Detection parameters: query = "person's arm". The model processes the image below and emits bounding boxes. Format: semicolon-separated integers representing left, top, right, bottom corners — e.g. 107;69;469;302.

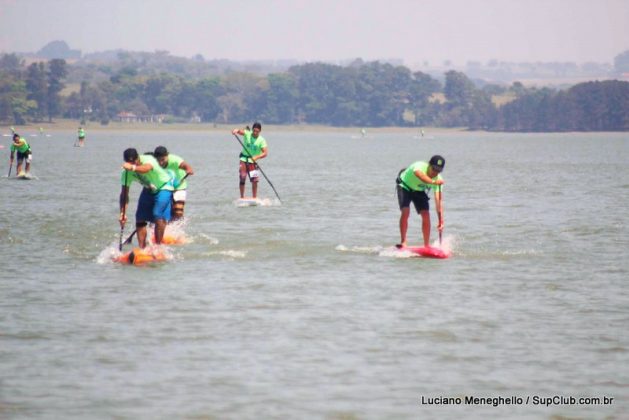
252;147;267;162
178;160;194;176
122;161;153;174
434;189;444;231
119;185;130;227
413;169;444;186
232;128;245;136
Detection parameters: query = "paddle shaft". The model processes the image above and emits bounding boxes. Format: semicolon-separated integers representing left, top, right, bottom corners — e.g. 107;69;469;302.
122;229;137;247
174;172;190;189
8;160;12;177
232;133;282;203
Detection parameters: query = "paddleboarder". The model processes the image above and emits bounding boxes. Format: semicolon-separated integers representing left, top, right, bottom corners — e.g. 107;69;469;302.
9;133;32;176
77;127;86;147
119;148;174;248
231;122;267;199
153;146;194;221
396;155;445;248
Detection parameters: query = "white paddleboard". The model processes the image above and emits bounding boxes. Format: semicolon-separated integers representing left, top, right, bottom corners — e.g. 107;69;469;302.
235;197;260;207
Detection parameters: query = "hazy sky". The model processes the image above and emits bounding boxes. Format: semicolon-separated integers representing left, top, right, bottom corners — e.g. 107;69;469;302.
1;0;627;65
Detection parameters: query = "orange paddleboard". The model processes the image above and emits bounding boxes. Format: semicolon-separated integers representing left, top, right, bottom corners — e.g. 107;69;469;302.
151;233;186;245
114;247;169;265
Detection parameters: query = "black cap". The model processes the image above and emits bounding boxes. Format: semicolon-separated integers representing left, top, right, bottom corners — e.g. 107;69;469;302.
429;155;445;171
154;146;168;158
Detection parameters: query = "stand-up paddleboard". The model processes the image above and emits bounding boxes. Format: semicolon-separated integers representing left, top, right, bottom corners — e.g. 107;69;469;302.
151;233;186;245
16;172;34;180
236;197;261;207
396;245;451;259
114;247;169;265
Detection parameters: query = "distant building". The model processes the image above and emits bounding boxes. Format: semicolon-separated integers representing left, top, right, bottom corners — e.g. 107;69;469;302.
116;112;167;123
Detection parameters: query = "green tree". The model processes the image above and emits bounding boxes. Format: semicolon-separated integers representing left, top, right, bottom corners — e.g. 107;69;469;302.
47;58;67;121
26;62;48;120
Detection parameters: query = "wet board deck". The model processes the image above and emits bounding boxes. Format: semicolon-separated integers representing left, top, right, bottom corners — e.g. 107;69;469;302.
396;246;451;259
16;173;34;180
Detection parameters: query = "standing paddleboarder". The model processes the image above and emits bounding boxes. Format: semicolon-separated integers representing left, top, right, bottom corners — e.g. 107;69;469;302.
119;148;174;248
9;133;32;176
396;155;445;248
231;122;267;199
77;127;86;147
154;146;194;221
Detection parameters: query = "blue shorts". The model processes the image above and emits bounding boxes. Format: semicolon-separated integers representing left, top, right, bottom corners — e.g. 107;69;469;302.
136;188;173;223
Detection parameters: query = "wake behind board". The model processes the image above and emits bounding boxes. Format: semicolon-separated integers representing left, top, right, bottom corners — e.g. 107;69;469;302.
396;245;451;259
114;247;169;265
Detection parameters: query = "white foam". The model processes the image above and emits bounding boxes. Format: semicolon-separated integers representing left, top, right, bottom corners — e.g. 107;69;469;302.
204;250;247;259
335;244;384;254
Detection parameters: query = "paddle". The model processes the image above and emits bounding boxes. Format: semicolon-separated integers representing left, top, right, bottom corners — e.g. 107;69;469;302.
8;160;12;177
232;133;282;203
121;229;137;247
174;172;191;189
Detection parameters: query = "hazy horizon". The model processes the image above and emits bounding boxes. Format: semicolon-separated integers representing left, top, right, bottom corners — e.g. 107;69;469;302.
1;0;628;66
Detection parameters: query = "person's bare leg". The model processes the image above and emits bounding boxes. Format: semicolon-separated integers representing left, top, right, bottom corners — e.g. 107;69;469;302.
399;207;410;247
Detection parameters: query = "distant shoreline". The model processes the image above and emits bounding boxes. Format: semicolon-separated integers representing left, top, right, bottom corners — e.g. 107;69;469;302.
4;119;627;134
5;119;469;134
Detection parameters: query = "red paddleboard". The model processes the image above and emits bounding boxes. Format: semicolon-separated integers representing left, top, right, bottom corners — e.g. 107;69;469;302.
397;246;451;259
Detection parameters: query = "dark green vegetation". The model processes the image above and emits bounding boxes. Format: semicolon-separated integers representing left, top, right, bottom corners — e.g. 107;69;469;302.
1;50;628;131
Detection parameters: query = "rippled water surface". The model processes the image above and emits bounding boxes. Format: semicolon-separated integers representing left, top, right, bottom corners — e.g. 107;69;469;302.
1;129;628;419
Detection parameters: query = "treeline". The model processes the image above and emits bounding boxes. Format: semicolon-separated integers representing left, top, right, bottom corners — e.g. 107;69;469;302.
1;53;627;131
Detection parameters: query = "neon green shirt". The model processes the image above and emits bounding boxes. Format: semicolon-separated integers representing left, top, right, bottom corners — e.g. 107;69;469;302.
239;130;267;163
10;138;30;153
399;161;443;193
78;128;85;138
163;154;188;190
120;154;174;192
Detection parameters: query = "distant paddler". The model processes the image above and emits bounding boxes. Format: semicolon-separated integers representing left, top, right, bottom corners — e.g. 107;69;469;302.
396;155;445;248
9;133;32;176
77;126;86;147
153;145;194;221
39;127;44;136
119;148;175;248
231;122;268;199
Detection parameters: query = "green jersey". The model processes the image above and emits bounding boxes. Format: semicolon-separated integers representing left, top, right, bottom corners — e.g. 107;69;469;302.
120;154;174;192
163;154;188;190
239;130;267;163
78;128;85;138
399;161;443;193
10;138;30;153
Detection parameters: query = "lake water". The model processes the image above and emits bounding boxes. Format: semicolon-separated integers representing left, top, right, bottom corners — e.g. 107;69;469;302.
1;129;628;419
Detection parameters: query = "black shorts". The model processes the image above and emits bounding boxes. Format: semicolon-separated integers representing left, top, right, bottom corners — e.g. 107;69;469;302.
17;150;31;161
397;185;429;213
